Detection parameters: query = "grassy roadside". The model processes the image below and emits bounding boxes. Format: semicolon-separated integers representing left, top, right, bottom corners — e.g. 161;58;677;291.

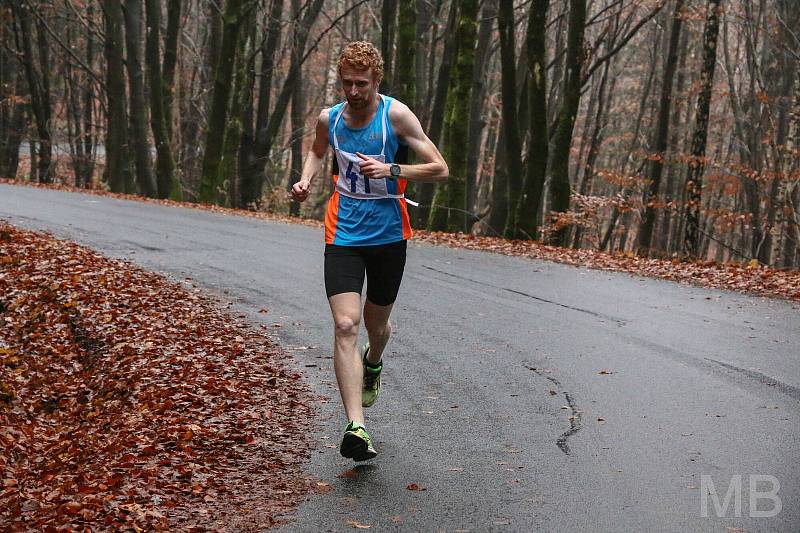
0;222;315;531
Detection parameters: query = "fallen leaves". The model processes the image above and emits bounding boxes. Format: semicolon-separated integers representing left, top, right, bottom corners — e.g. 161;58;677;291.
0;223;314;531
346;519;371;529
336;469;359;479
413;230;800;301
406;483;426;491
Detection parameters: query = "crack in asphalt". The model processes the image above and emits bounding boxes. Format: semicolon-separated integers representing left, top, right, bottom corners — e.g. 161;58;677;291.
525;365;582;455
421;265;626;326
705;358;800;402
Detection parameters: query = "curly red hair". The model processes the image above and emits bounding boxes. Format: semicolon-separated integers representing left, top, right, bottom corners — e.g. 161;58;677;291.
337;41;384;84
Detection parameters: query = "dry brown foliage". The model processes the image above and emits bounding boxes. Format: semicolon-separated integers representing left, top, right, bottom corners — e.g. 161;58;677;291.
0;222;315;531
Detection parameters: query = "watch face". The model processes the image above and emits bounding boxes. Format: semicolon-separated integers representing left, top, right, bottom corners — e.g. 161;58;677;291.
390;164;401;176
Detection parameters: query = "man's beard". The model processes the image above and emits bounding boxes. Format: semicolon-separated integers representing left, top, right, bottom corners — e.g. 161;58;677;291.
347;97;368;108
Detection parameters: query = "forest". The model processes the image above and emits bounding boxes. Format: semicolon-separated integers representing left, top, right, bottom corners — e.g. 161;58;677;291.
1;0;799;267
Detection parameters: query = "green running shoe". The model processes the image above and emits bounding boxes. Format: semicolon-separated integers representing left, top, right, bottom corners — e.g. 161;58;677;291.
361;343;382;408
340;421;377;461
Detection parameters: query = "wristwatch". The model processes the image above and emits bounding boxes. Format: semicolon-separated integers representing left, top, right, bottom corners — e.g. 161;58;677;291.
389;163;401;178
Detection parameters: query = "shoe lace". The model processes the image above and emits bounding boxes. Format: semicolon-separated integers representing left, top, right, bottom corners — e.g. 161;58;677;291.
364;369;380;389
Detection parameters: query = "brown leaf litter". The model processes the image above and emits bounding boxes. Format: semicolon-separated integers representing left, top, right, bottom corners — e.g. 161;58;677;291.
0;222;314;531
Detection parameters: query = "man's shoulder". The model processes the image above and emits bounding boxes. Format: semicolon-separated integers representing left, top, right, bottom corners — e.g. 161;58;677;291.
318;105;338;126
386;98;419;133
386;97;412;117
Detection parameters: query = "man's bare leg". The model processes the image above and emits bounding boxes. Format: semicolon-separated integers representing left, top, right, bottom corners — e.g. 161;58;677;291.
328;292;365;424
363;299;393;365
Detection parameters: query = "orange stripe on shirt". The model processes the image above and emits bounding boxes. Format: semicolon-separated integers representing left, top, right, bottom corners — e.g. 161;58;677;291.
397;178;407;195
325;188;340;244
399;198;413;240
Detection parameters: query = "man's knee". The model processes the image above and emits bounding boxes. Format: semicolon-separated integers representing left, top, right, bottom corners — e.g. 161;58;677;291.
334;315;360;339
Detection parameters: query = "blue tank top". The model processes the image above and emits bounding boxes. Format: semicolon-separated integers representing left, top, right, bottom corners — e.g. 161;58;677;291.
324;95;412;246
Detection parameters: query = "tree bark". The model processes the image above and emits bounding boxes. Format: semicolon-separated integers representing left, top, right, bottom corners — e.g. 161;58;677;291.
659;24;690;255
465;0;493;224
380;0;397;94
288;0;304;216
0;30;26;179
102;0;133;193
239;0;284;208
395;1;415;105
573;48;612;249
220;8;252;208
12;0;53;183
636;0;685;255
414;0;433;119
516;0;549;241
162;0;181;140
683;0;722;258
548;0;586;247
124;0;158;197
82;1;96;188
496;0;523;237
145;0;179;199
199;0;249;204
417;1;458;227
429;0;479;233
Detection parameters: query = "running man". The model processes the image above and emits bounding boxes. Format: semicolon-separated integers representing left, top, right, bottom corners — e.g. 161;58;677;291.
291;41;448;461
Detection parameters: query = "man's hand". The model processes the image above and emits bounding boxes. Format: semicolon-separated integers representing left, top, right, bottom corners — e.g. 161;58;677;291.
356;152;390;179
291;179;311;202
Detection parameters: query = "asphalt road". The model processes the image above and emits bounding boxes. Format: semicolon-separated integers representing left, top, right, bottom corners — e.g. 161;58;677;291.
2;183;798;533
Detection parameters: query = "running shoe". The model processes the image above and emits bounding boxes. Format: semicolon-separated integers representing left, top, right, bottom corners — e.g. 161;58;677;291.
361;343;382;407
340;421;377;461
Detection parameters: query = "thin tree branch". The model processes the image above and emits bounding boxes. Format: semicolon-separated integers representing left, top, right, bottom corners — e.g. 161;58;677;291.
22;0;106;90
581;1;666;86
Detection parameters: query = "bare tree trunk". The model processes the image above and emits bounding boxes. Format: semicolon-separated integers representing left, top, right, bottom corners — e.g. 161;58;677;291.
380;0;397;94
240;0;284;208
82;1;96;188
417;1;457;227
124;0;158;197
199;0;248;203
496;0;523;237
767;0;799;267
465;0;493;222
548;0;586;247
517;0;549;241
573;49;612;249
0;26;26;179
252;0;324;198
659;24;690;255
429;0;479;233
414;0;432;119
64;22;85;186
636;0;685;255
683;0;722;258
145;0;179;199
288;0;304;216
220;8;252;208
12;0;53;183
102;0;133;193
162;0;181;140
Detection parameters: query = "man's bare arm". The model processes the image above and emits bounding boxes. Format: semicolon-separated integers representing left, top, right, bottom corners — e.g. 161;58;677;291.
356;101;448;182
291;109;330;202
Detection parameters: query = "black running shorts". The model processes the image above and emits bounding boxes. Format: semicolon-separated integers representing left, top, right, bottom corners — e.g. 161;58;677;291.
324;240;407;306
